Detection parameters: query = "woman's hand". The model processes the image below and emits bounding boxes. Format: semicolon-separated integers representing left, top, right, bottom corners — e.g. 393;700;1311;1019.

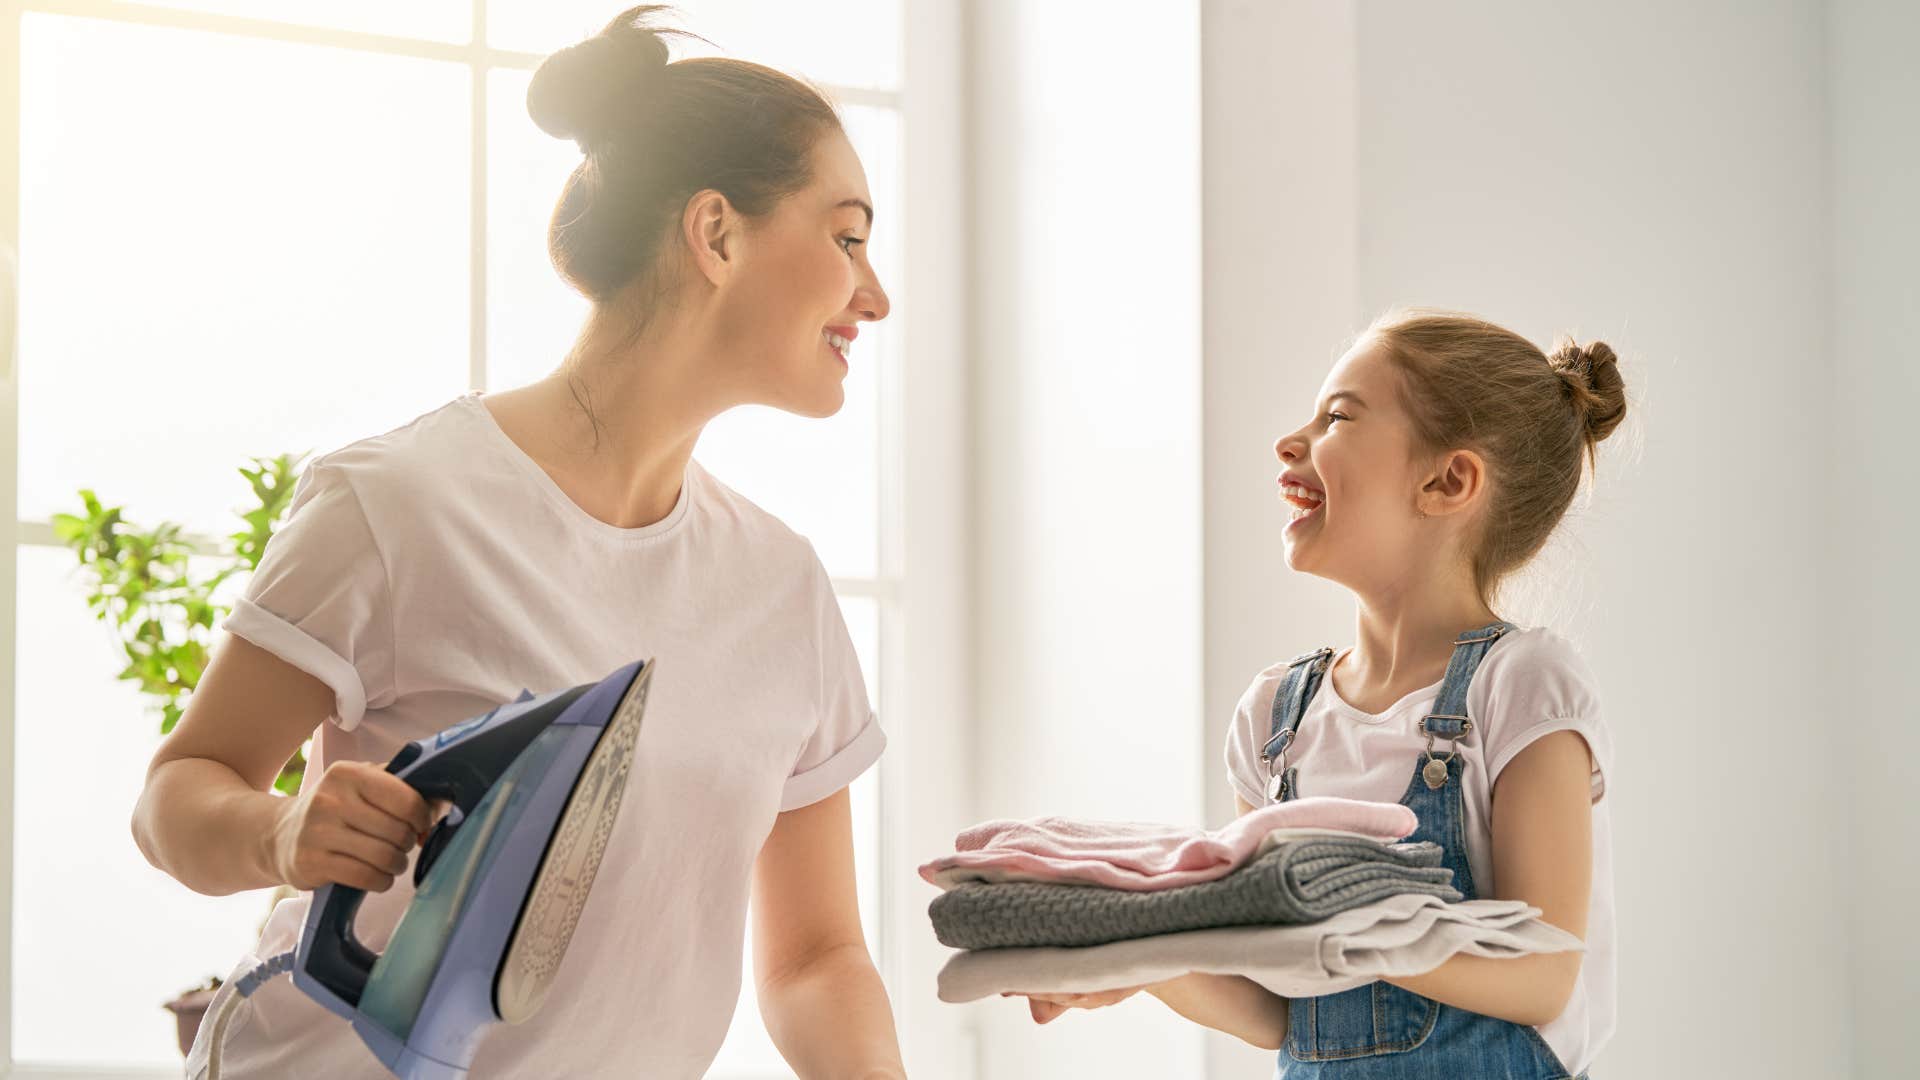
1002;985;1154;1024
265;760;436;892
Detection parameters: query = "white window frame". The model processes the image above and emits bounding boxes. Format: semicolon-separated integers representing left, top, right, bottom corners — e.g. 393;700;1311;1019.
0;1;970;1077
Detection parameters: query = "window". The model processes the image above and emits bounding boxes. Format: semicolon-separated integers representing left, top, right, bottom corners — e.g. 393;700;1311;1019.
0;2;924;1075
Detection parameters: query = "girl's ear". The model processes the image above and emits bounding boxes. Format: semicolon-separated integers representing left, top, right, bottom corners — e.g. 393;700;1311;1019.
681;189;741;288
1416;448;1487;519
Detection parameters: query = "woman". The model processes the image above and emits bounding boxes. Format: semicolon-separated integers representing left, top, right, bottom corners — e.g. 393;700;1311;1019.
133;7;904;1077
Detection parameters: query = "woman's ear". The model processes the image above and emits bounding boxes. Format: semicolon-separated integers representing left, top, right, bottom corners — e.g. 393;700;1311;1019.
1416;448;1487;519
681;189;740;288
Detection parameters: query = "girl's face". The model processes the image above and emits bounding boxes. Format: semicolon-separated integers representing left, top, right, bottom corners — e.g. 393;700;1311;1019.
1272;338;1433;590
718;128;891;418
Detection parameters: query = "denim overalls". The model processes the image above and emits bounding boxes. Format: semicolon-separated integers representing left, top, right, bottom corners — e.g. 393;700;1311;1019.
1258;621;1587;1080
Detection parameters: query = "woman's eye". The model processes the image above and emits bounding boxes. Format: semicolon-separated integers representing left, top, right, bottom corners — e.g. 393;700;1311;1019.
838;235;866;255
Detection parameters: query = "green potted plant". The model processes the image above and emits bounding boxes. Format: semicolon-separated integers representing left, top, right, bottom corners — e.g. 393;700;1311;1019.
53;451;308;1056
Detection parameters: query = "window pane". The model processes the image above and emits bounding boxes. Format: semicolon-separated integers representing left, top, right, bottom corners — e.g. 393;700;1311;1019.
17;15;471;536
12;546;266;1066
486;67;592;391
715;595;880;1077
120;1;470;43
488;0;901;92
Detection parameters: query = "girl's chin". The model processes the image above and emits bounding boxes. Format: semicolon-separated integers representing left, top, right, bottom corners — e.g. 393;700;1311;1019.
1280;533;1326;574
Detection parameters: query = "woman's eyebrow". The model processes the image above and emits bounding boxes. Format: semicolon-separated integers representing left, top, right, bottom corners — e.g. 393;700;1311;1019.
836;198;874;226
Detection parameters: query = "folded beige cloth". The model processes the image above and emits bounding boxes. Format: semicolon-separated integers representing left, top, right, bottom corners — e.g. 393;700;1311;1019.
936;892;1584;1003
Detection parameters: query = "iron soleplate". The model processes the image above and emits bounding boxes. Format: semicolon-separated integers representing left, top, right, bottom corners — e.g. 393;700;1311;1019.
492;660;653;1024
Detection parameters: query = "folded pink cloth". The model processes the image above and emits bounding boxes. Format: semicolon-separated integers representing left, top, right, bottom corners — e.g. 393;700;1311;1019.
917;796;1419;893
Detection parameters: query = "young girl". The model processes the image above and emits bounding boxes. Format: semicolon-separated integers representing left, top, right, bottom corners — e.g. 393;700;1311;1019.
137;8;904;1078
1018;310;1623;1078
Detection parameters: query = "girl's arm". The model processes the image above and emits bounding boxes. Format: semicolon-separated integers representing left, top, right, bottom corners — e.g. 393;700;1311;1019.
751;786;906;1080
1380;729;1594;1026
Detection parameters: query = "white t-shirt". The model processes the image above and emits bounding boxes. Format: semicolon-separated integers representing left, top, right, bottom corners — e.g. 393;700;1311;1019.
1223;627;1615;1077
186;392;884;1079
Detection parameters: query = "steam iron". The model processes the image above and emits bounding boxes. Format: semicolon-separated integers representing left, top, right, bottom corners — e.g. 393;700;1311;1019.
291;658;655;1080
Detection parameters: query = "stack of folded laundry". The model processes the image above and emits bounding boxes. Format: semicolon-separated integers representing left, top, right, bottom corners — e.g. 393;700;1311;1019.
920;797;1584;1003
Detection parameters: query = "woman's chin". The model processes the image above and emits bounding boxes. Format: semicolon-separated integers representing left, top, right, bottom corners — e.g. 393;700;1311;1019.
791;384;845;419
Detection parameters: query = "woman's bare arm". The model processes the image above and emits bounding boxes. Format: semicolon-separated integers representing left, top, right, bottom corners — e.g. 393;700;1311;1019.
751;786;905;1079
131;633;431;896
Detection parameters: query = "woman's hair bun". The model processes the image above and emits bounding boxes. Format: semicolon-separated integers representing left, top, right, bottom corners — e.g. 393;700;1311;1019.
527;5;676;150
1547;339;1628;445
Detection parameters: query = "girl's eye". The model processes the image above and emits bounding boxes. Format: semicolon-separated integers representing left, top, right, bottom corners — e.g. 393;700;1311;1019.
1325;411;1350;426
838;235;866;255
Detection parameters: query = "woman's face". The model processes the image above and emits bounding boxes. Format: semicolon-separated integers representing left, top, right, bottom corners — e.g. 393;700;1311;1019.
1271;338;1431;590
721;128;891;418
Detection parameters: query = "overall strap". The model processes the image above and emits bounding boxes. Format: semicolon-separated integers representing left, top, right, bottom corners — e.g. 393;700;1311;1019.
1260;646;1334;803
1415;620;1516;788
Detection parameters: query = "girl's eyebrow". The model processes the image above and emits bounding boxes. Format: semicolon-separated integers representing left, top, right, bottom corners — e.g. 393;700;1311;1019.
1326;391;1368;410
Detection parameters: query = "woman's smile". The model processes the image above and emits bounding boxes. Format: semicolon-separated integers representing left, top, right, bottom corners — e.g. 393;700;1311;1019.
823;324;857;365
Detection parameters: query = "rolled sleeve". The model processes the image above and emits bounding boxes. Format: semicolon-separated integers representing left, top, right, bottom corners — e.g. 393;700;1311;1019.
780;547;885;811
218;462;394;732
779;713;886;812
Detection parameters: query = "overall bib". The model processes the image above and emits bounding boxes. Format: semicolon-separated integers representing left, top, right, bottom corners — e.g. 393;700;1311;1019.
1258;622;1586;1079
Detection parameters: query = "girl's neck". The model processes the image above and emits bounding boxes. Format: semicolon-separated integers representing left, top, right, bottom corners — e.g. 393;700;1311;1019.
1338;571;1499;712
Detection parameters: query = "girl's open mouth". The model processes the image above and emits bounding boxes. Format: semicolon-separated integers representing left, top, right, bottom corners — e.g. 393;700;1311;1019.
1280;482;1324;529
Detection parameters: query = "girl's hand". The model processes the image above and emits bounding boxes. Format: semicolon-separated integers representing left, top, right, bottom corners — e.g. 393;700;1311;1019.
1001;985;1153;1024
266;760;437;892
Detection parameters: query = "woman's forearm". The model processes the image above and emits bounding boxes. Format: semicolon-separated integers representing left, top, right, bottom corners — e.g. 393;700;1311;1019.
757;943;905;1079
1147;973;1289;1050
132;756;287;896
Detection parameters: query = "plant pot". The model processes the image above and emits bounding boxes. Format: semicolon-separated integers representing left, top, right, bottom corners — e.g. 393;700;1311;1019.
163;984;220;1058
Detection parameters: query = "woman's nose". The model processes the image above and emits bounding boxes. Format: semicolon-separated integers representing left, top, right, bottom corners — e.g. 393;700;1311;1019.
855;274;891;323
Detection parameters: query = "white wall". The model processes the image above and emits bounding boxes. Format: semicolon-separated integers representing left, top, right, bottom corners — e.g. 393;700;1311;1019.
1200;1;1861;1077
1831;2;1920;1077
966;1;1207;1076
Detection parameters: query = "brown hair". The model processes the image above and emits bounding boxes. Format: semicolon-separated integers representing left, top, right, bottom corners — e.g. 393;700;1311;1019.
527;5;842;307
1365;309;1628;606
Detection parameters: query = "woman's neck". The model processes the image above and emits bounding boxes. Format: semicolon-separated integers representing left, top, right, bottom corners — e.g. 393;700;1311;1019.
487;316;728;530
1337;568;1499;714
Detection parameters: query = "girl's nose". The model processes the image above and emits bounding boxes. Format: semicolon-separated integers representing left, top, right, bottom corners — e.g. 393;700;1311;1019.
1274;432;1303;463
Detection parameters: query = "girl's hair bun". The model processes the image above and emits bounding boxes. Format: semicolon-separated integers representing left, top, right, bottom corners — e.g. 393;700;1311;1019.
527;5;676;150
1548;339;1628;445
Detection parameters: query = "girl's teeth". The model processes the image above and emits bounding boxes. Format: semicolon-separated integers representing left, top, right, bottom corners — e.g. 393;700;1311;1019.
1281;483;1324;509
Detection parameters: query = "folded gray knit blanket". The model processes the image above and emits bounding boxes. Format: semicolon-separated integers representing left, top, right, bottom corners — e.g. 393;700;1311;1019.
928;836;1462;951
